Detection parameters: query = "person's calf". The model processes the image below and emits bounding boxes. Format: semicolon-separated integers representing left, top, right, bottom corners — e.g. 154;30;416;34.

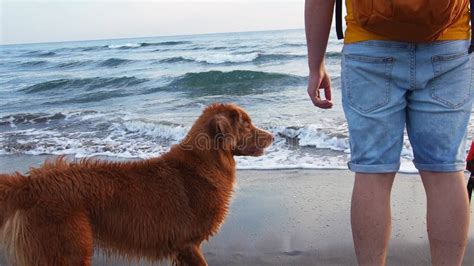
351;172;396;266
420;171;470;266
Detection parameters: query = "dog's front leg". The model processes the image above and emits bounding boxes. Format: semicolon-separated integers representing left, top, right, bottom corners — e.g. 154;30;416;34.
173;244;208;266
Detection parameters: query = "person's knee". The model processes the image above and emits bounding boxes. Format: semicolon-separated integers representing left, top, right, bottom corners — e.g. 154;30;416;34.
420;171;468;200
420;171;465;187
355;172;396;190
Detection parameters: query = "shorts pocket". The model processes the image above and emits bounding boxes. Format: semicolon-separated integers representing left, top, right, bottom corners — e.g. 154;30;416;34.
431;52;472;109
343;54;394;113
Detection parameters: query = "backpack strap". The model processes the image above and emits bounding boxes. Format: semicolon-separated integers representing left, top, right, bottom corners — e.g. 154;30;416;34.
335;0;344;40
470;0;474;53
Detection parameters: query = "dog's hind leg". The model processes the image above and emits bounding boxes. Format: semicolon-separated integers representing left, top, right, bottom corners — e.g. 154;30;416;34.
174;244;208;266
5;211;94;266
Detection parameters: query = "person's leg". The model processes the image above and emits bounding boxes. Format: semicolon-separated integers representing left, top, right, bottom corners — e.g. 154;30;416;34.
351;172;396;266
342;41;409;265
420;171;470;266
407;40;473;265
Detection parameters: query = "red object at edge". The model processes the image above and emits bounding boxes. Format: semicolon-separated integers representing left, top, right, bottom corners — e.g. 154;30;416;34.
467;141;474;172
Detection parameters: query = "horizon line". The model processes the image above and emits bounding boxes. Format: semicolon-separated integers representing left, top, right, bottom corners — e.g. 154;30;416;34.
0;28;304;47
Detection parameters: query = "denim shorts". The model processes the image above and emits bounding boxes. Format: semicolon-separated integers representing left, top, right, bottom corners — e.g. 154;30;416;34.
341;40;473;173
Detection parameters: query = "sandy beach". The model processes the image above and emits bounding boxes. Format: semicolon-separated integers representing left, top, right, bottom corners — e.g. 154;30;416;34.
0;155;473;265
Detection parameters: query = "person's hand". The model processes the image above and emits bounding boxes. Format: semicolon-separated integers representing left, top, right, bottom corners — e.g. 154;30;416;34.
307;66;333;109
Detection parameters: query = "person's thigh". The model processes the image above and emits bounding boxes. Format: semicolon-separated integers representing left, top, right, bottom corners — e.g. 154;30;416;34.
407;40;473;172
341;41;409;173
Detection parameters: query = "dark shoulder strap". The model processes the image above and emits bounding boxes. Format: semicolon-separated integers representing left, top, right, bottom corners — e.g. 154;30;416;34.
336;0;344;40
468;0;474;53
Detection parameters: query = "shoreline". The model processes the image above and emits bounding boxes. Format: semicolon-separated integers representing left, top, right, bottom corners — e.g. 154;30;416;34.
0;154;423;175
0;155;472;265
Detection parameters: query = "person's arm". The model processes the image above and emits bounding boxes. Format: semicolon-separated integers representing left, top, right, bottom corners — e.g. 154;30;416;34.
305;0;335;109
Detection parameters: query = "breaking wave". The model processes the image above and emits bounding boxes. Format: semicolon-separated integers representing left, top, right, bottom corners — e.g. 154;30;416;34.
159;70;307;95
98;58;135;67
21;77;149;94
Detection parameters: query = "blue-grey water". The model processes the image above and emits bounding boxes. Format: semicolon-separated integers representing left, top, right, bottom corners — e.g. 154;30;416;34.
1;29;472;172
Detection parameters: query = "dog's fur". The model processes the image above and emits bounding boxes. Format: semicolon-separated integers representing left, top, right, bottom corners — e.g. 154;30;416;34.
0;103;273;266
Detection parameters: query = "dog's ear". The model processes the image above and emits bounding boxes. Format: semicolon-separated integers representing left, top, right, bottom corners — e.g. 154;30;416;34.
228;108;242;126
209;114;237;151
210;114;232;136
215;108;242;134
209;114;232;136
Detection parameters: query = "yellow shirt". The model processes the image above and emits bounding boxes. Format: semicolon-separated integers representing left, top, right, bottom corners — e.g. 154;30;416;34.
344;0;470;43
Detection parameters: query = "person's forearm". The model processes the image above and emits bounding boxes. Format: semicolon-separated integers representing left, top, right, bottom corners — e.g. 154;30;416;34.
305;0;335;73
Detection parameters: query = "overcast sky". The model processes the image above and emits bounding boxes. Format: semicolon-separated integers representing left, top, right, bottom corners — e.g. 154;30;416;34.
1;0;305;45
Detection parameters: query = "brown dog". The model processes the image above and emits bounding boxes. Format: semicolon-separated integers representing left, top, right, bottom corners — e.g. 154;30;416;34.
0;103;273;266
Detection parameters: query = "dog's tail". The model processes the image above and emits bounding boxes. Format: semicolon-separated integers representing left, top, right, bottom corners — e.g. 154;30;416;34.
0;173;32;266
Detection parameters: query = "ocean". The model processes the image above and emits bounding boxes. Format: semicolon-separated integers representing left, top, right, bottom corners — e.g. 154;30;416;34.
1;29;472;173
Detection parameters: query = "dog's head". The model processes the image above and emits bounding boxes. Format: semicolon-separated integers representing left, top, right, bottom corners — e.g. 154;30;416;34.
184;103;273;156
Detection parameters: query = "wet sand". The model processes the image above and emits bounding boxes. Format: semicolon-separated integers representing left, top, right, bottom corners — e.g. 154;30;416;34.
0;155;473;265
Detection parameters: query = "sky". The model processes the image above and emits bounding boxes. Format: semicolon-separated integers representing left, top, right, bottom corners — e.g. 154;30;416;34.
1;0;305;45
